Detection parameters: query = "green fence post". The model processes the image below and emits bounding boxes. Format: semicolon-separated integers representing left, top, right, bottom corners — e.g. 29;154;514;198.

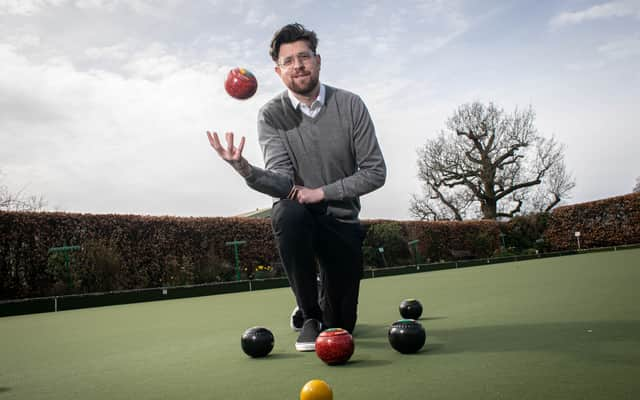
225;240;246;281
408;239;421;267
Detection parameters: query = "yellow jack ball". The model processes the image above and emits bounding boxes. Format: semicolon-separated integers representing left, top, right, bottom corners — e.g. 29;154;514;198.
300;379;333;400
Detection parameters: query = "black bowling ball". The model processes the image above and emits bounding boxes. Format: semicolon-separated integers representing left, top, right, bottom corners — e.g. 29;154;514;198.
241;326;274;358
388;319;426;354
399;298;423;320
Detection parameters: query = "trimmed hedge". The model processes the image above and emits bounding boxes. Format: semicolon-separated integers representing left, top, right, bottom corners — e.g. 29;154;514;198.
401;219;500;262
0;212;278;300
544;192;640;250
1;192;638;301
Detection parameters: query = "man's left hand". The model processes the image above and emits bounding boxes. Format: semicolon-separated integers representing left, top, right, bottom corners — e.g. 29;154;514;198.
293;186;325;204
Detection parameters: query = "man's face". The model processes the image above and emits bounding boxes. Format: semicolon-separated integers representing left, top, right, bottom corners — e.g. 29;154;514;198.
275;40;321;96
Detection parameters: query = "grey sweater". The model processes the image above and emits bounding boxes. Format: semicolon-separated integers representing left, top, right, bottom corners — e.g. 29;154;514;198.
244;85;386;221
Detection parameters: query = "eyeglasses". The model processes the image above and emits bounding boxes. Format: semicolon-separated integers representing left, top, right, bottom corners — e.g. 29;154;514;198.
277;51;316;69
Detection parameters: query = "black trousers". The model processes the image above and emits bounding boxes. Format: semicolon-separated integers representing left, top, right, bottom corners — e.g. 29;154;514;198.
271;200;365;333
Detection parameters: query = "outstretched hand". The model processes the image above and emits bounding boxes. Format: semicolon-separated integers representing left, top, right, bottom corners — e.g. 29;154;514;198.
206;131;251;177
207;131;245;162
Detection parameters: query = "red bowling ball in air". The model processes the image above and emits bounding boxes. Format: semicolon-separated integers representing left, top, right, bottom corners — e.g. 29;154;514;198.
315;328;354;365
224;67;258;100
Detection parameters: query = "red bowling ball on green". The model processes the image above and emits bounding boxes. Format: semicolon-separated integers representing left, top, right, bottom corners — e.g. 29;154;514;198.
315;328;354;365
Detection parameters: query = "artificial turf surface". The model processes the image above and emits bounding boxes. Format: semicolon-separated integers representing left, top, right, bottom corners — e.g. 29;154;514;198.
1;248;639;399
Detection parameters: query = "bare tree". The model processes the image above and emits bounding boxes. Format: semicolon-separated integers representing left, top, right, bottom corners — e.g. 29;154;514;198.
634;177;640;193
411;102;575;220
0;170;47;212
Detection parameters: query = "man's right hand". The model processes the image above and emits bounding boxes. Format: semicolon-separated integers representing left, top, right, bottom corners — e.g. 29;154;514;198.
206;131;252;177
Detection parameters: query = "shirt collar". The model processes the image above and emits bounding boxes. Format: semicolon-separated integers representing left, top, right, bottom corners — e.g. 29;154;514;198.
288;83;325;110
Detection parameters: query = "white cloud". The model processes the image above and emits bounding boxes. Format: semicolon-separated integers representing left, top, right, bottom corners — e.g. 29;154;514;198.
5;33;41;48
565;60;606;72
409;28;467;55
563;34;640;71
598;35;640;59
0;0;66;15
85;42;130;60
291;0;312;6
1;1;638;220
123;0;183;18
363;4;376;17
244;8;278;27
0;40;270;216
550;0;640;28
0;0;183;16
74;0;117;10
122;43;184;79
337;1;471;61
0;44;68;125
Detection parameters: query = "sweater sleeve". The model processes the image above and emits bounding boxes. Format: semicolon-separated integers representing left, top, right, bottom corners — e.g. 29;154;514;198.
243;111;295;199
322;96;387;200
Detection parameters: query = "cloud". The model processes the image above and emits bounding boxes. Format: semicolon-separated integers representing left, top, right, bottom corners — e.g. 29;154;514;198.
244;8;278;27
118;0;184;19
0;38;270;216
598;35;640;59
0;84;64;125
4;33;41;48
336;2;471;62
0;0;183;16
362;4;377;17
550;0;640;28
0;0;65;15
0;44;67;126
84;42;130;60
564;60;606;72
408;28;467;55
74;0;117;10
563;34;640;71
1;1;638;220
121;43;185;80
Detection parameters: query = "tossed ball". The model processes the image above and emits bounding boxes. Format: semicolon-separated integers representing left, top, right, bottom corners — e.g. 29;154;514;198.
388;319;426;354
399;298;423;320
315;328;354;365
241;326;274;358
224;67;258;100
300;379;333;400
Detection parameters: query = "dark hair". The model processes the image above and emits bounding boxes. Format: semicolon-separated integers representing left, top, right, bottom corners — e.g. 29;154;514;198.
269;23;318;62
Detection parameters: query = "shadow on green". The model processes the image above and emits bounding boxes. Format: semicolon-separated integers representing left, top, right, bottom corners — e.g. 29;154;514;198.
427;319;640;366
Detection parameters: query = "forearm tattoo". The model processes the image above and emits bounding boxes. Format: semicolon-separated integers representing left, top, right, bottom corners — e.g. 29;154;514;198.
228;158;251;178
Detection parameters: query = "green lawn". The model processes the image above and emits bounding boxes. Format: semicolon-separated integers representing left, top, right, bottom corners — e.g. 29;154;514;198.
1;249;639;399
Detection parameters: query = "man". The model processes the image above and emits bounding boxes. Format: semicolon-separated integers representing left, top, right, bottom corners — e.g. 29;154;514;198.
207;23;386;351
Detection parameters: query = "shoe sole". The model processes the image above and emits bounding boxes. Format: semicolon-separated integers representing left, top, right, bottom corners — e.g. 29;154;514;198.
290;306;303;332
295;342;316;352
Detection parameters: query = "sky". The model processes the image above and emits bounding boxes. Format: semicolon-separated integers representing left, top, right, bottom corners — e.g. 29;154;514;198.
0;0;638;220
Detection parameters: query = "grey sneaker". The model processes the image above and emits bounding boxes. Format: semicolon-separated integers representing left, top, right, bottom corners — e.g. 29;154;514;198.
290;306;304;332
295;318;322;352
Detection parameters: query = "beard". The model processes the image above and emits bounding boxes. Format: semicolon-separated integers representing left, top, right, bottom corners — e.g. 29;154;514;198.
288;72;320;96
